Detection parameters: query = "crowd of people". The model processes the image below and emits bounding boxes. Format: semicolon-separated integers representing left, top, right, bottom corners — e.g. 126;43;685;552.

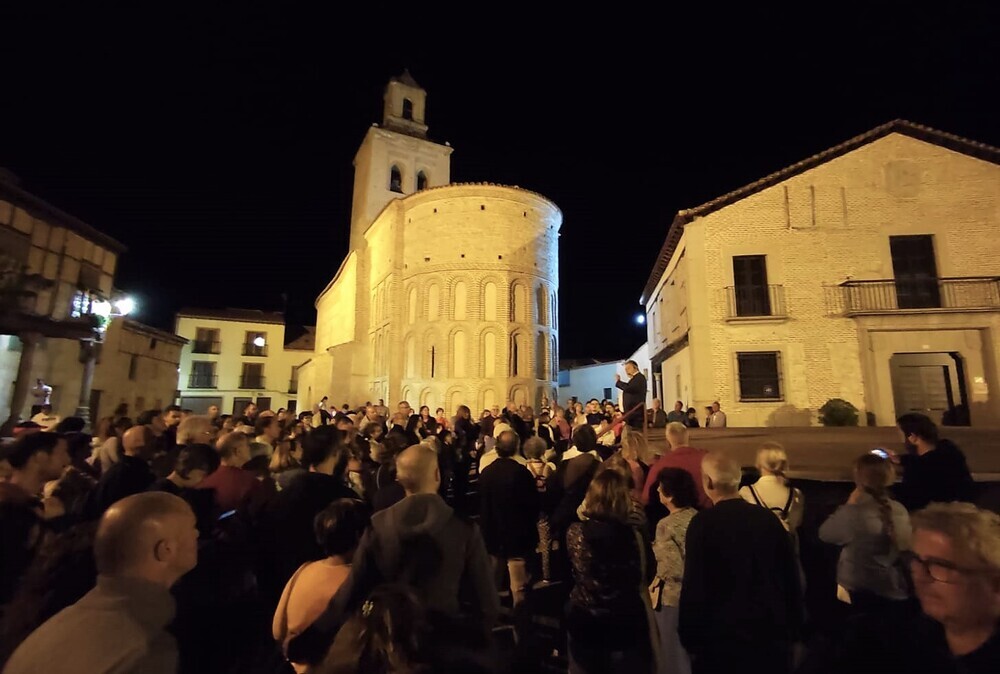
0;391;997;673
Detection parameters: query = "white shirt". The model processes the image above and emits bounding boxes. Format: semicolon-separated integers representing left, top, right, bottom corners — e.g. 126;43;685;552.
478;448;527;474
709;410;728;428
561;447;600;461
32;384;52;405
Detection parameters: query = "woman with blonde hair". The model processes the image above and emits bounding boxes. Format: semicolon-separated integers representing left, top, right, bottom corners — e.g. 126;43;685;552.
566;470;654;673
619;427;650;502
819;452;911;611
739;442;805;534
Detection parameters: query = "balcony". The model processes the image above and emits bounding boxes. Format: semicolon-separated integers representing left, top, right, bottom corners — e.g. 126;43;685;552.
192;340;221;354
288;380;298;394
240;375;266;389
724;285;787;320
841;277;1000;315
188;374;218;389
242;343;268;357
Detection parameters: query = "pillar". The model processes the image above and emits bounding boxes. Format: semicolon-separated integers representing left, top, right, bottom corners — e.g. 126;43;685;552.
0;332;40;436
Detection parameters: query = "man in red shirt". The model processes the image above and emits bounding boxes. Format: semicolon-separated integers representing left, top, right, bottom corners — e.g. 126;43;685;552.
198;431;259;513
642;422;713;510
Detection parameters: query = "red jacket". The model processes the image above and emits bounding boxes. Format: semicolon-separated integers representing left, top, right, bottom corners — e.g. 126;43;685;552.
641;446;713;510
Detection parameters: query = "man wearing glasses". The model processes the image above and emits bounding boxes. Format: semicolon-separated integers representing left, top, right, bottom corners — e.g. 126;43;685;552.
802;501;1000;673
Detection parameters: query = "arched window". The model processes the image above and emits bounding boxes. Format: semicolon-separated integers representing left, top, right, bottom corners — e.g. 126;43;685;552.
430;345;437;378
389;165;403;193
417;170;428;191
552;292;558;330
482;388;497;413
511;283;527;322
402;98;413;120
536;285;547;324
449;389;464;416
420;387;432;408
536;332;547;380
483;331;497;378
428;284;440;321
483;282;497;321
407;287;417;324
404;336;416;378
550;335;558;381
510;333;524;376
452;331;467;378
453;281;467;320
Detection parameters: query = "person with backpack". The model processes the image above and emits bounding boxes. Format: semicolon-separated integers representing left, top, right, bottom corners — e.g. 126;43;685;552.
523;436;555;582
739;443;805;535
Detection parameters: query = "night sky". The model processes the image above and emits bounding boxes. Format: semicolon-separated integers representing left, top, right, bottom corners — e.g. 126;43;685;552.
2;7;998;360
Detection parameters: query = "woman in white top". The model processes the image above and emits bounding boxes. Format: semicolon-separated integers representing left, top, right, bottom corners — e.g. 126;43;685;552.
739;442;805;533
90;416;132;475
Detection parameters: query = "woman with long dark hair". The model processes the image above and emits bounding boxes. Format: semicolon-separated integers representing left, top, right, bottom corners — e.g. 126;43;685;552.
819;452;912;613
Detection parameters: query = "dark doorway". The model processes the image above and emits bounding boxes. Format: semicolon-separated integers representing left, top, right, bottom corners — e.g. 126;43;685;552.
733;255;771;316
180;396;223;414
890;235;941;309
256;396;272;412
232;397;252;417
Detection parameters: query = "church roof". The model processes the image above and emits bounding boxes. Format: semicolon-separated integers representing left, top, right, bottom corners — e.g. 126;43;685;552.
639;119;1000;304
176;307;286;325
391;69;422;89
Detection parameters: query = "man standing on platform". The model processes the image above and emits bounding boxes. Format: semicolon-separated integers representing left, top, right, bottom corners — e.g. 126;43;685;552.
615;360;647;430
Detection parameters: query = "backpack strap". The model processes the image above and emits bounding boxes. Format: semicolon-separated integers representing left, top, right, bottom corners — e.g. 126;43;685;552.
748;484;767;508
781;486;795;518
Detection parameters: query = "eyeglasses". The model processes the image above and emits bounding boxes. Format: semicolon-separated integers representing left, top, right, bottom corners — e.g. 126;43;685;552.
899;550;991;584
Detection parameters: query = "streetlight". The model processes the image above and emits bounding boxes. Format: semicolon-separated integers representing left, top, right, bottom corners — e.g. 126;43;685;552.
635;313;646;326
253;335;266;348
72;291;136;431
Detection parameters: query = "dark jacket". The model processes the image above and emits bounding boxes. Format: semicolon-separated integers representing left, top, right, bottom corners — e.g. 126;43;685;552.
270;471;360;581
615;372;647;424
89;454;154;517
898;439;975;511
679;498;802;664
566;517;648;645
287;492;499;665
479;457;539;557
544;454;600;536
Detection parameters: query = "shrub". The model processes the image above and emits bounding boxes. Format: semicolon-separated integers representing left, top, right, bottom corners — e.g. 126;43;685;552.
819;398;860;427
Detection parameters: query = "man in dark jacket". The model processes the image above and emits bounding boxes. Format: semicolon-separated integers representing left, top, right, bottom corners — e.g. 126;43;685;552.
680;453;802;674
89;425;156;516
896;413;975;511
287;443;498;665
615;360;647;429
479;430;539;606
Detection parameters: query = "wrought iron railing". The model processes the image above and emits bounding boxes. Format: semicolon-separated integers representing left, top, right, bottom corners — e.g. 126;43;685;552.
242;343;268;356
724;285;787;318
240;375;265;389
288;380;298;394
188;374;218;389
192;340;221;354
841;277;1000;314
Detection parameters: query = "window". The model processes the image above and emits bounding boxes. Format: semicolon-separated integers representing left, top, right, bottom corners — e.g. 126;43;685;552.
128;355;139;381
78;262;102;291
193;328;220;354
483;332;496;377
402;98;413;120
536;332;547;380
427;284;440;320
890;235;940;309
430;346;436;378
240;362;264;389
732;255;771;316
511;283;527;322
390;165;403;193
243;331;267;356
737;352;782;401
190;361;217;388
603;387;613;401
405;336;416;378
453;281;467;320
536;285;547;324
408;287;418;324
510;333;523;376
452;331;467;377
558;370;570;387
289;366;299;393
483;282;497;321
417;170;428;191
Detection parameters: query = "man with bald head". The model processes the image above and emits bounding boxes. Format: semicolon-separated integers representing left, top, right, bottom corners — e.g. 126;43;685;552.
90;424;157;516
679;453;802;674
5;492;197;673
287;444;498;665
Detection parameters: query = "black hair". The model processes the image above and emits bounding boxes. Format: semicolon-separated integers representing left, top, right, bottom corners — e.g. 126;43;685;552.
896;413;939;443
2;433;61;470
657;468;700;509
181;409;193;415
254;415;277;436
49;468;97;518
175;443;221;479
163;404;182;414
572;424;598;454
54;418;85;434
300;426;347;472
136;409;160;426
314;498;370;558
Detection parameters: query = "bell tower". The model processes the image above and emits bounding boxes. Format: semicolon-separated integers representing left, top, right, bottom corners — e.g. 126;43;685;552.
348;70;452;251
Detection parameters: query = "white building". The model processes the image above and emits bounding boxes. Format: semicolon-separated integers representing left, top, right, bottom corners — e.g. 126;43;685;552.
174;308;314;416
641;120;1000;427
297;72;562;413
557;342;652;410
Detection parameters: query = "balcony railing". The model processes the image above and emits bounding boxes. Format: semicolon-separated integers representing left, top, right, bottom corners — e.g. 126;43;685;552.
725;285;787;319
841;277;1000;315
192;340;221;354
188;374;218;389
288;380;298;394
240;375;265;389
242;343;268;357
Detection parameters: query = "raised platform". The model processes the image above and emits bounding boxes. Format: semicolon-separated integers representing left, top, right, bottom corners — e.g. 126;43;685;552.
643;426;1000;481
